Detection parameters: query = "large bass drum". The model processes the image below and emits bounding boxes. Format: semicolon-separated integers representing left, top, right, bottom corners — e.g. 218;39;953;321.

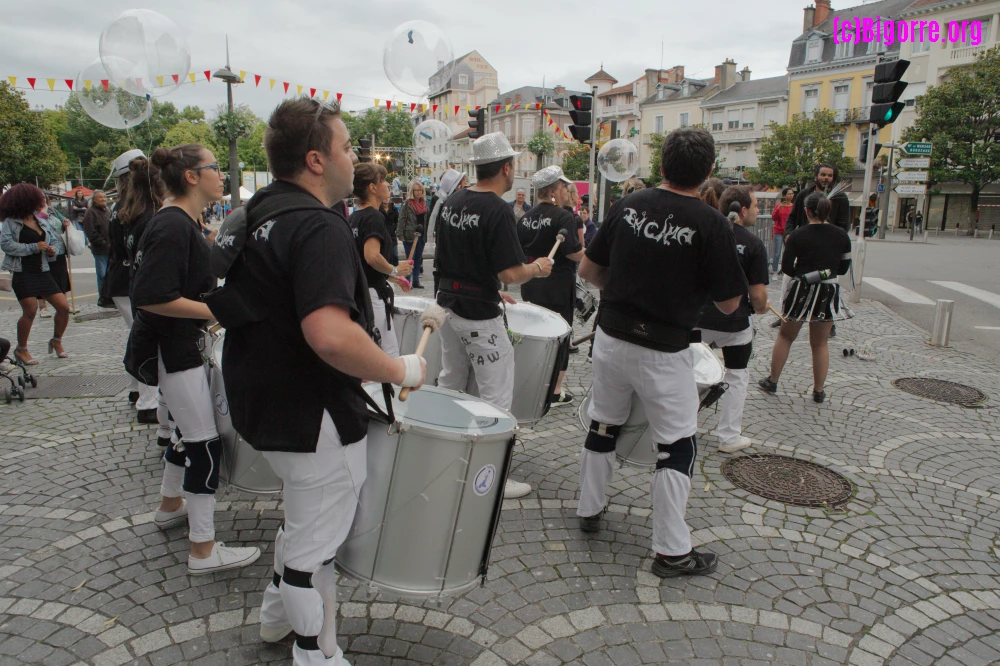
577;342;726;468
392;295;442;381
337;385;517;598
207;332;283;493
465;302;570;427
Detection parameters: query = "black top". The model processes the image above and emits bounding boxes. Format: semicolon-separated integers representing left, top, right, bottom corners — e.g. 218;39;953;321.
104;202;131;298
698;222;770;333
586;188;748;349
70;199;88;222
517;203;582;274
222;180;373;451
435;189;526;320
18;225;44;273
350;206;393;301
786;183;850;233
383;204;400;243
125;206;155;274
782;223;852;278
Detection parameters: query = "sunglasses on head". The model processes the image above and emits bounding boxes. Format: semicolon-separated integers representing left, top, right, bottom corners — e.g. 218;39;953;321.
305;98;341;153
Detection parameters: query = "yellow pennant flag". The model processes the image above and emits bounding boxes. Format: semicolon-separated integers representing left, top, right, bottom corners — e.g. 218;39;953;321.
269;78;276;90
46;78;55;91
188;72;197;84
322;90;329;101
156;75;164;88
420;104;427;112
7;76;15;87
239;70;246;83
83;79;92;90
465;105;471;115
506;104;511;112
296;84;303;96
374;99;380;108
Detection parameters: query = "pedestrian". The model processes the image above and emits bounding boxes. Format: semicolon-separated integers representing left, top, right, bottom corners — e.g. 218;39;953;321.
213;97;426;664
621;177;645;197
785;164;850;233
69;189;88;231
434;132;553;499
0;184;72;364
771;187;794;274
400;181;428;289
576;126;747;578
429;169;467;295
565;186;585;249
380;198;400;265
695;185;770;454
36;195;71;320
581;207;597;246
82;190;111;295
698;177;725;210
127;143;261;575
509;187;532;222
758;191;853;403
517;166;585;405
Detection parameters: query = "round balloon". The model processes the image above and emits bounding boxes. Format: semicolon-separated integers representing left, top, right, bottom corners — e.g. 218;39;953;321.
413;120;452;164
597;139;640;183
383;21;455;98
99;9;190;98
75;58;153;130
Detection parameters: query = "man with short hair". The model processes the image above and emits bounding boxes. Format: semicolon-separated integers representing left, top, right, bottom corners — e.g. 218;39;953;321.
435;132;553;499
577;126;747;578
509;187;532;222
82;190;111;295
220;98;426;666
786;164;850;233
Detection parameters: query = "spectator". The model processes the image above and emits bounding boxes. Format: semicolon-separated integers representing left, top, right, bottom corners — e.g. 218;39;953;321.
69;190;88;231
509;187;532;222
699;178;725;210
36;195;72;319
621;177;645;197
786;164;850;233
400;181;428;289
915;210;923;233
771;187;795;274
581;206;597;246
0;183;72;364
82;190;111;295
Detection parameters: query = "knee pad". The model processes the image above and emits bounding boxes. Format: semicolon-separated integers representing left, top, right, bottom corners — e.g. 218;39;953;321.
722;342;753;370
181;437;222;495
163;440;186;467
655;435;698;478
585;421;622;454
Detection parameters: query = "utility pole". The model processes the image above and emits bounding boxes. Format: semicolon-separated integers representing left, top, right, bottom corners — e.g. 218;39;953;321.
213;36;242;209
588;85;598;222
879;145;895;239
78;158;84;188
851;123;878;304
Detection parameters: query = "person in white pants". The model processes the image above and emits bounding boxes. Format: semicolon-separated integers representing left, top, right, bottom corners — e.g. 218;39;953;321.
433;132;553;500
576;127;748;579
695;185;770;454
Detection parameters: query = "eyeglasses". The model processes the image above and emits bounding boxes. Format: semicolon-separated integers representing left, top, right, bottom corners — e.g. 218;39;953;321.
191;163;221;174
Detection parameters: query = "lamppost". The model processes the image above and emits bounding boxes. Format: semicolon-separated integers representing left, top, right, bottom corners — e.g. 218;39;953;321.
213;43;241;209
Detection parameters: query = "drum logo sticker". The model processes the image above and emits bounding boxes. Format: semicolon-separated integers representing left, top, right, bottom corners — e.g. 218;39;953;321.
215;393;229;416
473;464;497;496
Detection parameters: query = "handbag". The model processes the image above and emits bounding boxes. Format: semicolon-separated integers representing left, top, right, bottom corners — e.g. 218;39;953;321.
65;227;86;256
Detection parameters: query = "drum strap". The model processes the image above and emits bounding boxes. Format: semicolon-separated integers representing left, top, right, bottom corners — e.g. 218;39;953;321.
598;307;701;349
279;566;313;588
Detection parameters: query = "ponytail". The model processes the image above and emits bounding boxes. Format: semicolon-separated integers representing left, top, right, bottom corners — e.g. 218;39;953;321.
804;191;831;222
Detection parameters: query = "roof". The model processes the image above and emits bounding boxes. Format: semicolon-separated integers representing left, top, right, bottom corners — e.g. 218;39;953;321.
702;75;788;106
598;82;635;98
638;78;715;106
430;50;477;80
452;128;473;140
787;0;914;69
585;68;618;83
901;0;949;11
487;85;587;110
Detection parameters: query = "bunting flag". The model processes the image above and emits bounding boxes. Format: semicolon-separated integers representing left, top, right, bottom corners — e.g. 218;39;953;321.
296;84;303;96
203;70;211;82
513;103;521;110
336;93;343;103
254;74;261;87
135;77;143;89
101;79;110;91
239;70;246;83
7;76;15;86
269;78;276;90
410;103;416;113
374;99;380;108
46;78;55;91
64;79;73;91
282;82;289;93
322;90;329;101
432;104;438;114
385;100;392;111
506;104;511;112
83;79;91;91
156;75;164;88
494;105;500;114
309;87;316;98
172;74;180;85
27;77;36;89
453;105;460;116
188;73;196;84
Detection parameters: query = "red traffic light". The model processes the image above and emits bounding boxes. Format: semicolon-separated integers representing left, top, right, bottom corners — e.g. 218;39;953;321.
569;94;593;112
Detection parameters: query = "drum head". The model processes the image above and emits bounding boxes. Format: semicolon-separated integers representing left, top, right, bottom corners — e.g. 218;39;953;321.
691;342;724;386
394;295;435;314
505;303;570;340
212;332;224;367
365;384;517;438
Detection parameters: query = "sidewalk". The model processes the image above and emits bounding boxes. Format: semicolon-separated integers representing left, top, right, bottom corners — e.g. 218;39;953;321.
1;284;999;666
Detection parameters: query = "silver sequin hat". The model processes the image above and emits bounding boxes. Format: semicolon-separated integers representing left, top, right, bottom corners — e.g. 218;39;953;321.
468;132;520;165
531;165;573;189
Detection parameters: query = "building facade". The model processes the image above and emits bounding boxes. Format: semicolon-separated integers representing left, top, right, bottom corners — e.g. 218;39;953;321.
414;51;500;135
486;85;586;177
636;74;715;179
590;67;685;154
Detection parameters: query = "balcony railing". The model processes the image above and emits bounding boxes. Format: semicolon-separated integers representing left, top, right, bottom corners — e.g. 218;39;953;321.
950;44;989;61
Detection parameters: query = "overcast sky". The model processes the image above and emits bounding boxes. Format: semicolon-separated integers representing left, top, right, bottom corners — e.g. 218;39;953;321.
3;0;838;119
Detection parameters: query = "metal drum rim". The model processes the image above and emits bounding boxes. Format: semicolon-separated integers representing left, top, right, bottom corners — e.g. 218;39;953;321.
334;562;484;599
364;385;519;442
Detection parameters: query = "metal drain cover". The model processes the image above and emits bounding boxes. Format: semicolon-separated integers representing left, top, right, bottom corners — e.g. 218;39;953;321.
892;378;988;408
721;455;855;508
26;375;131;399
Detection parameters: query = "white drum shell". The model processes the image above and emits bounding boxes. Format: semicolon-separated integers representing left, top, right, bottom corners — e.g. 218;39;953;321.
392;296;443;380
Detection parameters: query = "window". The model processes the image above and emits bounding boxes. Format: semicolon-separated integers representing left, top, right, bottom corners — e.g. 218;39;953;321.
459;74;468;85
711;111;723;131
459;92;467;102
832;132;846;146
604;97;613;107
803;88;820;115
762;104;782;126
911;39;931;54
863;79;874;108
522;118;534;136
504;119;511;138
867;39;880;55
806;39;822;63
835;40;852;60
741;108;754;129
728;109;740;129
654;115;664;134
833;84;850;110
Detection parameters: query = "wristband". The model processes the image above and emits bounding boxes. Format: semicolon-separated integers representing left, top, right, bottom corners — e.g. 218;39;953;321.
400;354;424;388
533;261;541;275
390;267;399;277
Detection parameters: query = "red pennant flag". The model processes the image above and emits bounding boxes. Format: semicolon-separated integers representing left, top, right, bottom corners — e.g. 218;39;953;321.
203;70;211;82
101;79;109;91
475;105;481;110
283;82;290;93
453;105;460;116
386;100;392;111
172;74;180;84
513;104;521;110
309;88;316;98
336;93;343;103
432;104;439;113
410;103;416;113
254;74;261;87
27;77;36;89
495;105;501;113
65;79;74;91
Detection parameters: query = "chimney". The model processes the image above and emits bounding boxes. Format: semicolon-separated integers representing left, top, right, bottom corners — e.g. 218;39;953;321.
740;66;751;82
803;4;816;33
718;59;737;90
554;85;566;95
814;0;830;26
514;93;522;104
673;65;684;83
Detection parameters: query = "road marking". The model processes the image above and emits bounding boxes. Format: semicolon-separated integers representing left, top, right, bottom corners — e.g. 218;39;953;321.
863;278;935;305
974;326;1000;330
70;267;96;274
929;281;1000;309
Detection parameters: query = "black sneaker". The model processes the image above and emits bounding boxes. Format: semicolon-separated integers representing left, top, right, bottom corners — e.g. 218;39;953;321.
651;550;719;578
579;508;605;533
813;390;826;403
412;283;425;289
128;391;139;405
758;377;778;394
770;318;782;328
830;324;837;338
137;408;158;424
550;390;575;407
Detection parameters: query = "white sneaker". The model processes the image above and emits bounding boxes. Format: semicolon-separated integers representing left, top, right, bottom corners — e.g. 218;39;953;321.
153;500;188;529
503;479;532;499
260;623;293;643
39;308;52;319
188;543;261;575
718;436;752;454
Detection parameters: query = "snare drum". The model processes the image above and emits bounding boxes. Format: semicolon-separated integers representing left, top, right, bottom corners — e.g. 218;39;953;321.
577;342;725;467
207;332;283;493
337;385;517;598
392;296;442;380
575;280;598;323
465;302;570;426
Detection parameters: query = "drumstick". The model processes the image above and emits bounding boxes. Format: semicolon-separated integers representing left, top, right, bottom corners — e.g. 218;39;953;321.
399;304;446;402
547;229;569;261
64;231;77;314
768;305;787;323
573;331;596;346
407;232;422;262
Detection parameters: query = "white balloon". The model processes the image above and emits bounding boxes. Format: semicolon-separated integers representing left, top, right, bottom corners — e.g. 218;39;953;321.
99;9;190;98
597;139;640;183
383;21;454;98
413;120;453;165
75;58;152;130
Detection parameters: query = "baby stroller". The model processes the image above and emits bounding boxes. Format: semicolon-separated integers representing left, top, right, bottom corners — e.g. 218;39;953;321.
0;338;36;404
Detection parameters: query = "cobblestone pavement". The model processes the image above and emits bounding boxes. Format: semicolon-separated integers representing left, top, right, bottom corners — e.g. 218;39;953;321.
2;282;1000;666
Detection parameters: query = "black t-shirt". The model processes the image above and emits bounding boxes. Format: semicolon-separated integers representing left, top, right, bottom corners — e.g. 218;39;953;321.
517;202;582;274
698;222;770;333
435;189;526;320
104;202;131;298
125;206;155;276
782;223;852;278
350;206;393;300
586;188;748;349
222;180;373;451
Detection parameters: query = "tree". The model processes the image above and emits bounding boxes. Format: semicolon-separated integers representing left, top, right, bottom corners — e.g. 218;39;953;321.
526;130;555;171
645;133;664;186
562;144;591;181
903;46;1000;231
164;120;223;158
343;108;415;148
746;109;854;189
181;105;206;123
238;121;268;173
0;82;67;187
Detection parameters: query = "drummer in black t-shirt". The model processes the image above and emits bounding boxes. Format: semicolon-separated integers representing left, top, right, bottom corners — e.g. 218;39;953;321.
126;143;261;575
435;132;553;499
694;185;770;454
577;127;747;578
517;165;584;405
216;99;426;664
349;163;412;356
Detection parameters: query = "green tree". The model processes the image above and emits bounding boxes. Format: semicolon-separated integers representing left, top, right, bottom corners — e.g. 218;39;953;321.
646;133;664;186
343;108;415;148
562;143;591;181
238;121;268;173
0;82;67;187
181;105;206;123
746;109;854;189
903;46;1000;231
164;120;223;157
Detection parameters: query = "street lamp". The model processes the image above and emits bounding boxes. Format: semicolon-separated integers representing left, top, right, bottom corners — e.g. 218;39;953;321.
213;55;242;209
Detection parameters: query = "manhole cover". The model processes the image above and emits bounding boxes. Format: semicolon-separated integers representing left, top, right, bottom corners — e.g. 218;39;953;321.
892;378;988;408
721;455;855;508
74;310;122;323
26;375;131;399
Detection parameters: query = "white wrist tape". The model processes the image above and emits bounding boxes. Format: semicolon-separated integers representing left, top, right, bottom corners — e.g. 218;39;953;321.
400;354;424;388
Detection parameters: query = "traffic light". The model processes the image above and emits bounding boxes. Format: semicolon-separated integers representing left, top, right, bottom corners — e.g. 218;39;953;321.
468;108;486;139
869;59;909;127
357;139;372;163
568;94;593;144
860;139;884;162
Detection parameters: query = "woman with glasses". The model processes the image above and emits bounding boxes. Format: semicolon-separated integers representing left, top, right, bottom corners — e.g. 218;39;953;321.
126;143;260;575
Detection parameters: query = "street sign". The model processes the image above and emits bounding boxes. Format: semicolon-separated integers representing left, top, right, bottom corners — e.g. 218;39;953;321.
896;171;928;182
877;183;885;193
898;157;930;169
902;142;933;155
894;184;927;195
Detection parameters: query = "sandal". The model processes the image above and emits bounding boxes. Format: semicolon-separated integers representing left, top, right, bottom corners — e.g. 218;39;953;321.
48;338;69;359
14;347;38;366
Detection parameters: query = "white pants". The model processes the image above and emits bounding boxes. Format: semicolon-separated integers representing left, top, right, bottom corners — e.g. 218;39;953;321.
438;309;515;411
697;328;752;445
113;296;159;410
261;411;366;666
156;352;219;543
369;288;399;357
579;329;698;556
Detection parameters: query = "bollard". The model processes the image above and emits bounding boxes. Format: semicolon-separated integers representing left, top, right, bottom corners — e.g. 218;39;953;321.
930;299;954;346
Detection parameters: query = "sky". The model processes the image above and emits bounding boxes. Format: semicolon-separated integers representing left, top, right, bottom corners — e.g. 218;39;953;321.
2;0;852;119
